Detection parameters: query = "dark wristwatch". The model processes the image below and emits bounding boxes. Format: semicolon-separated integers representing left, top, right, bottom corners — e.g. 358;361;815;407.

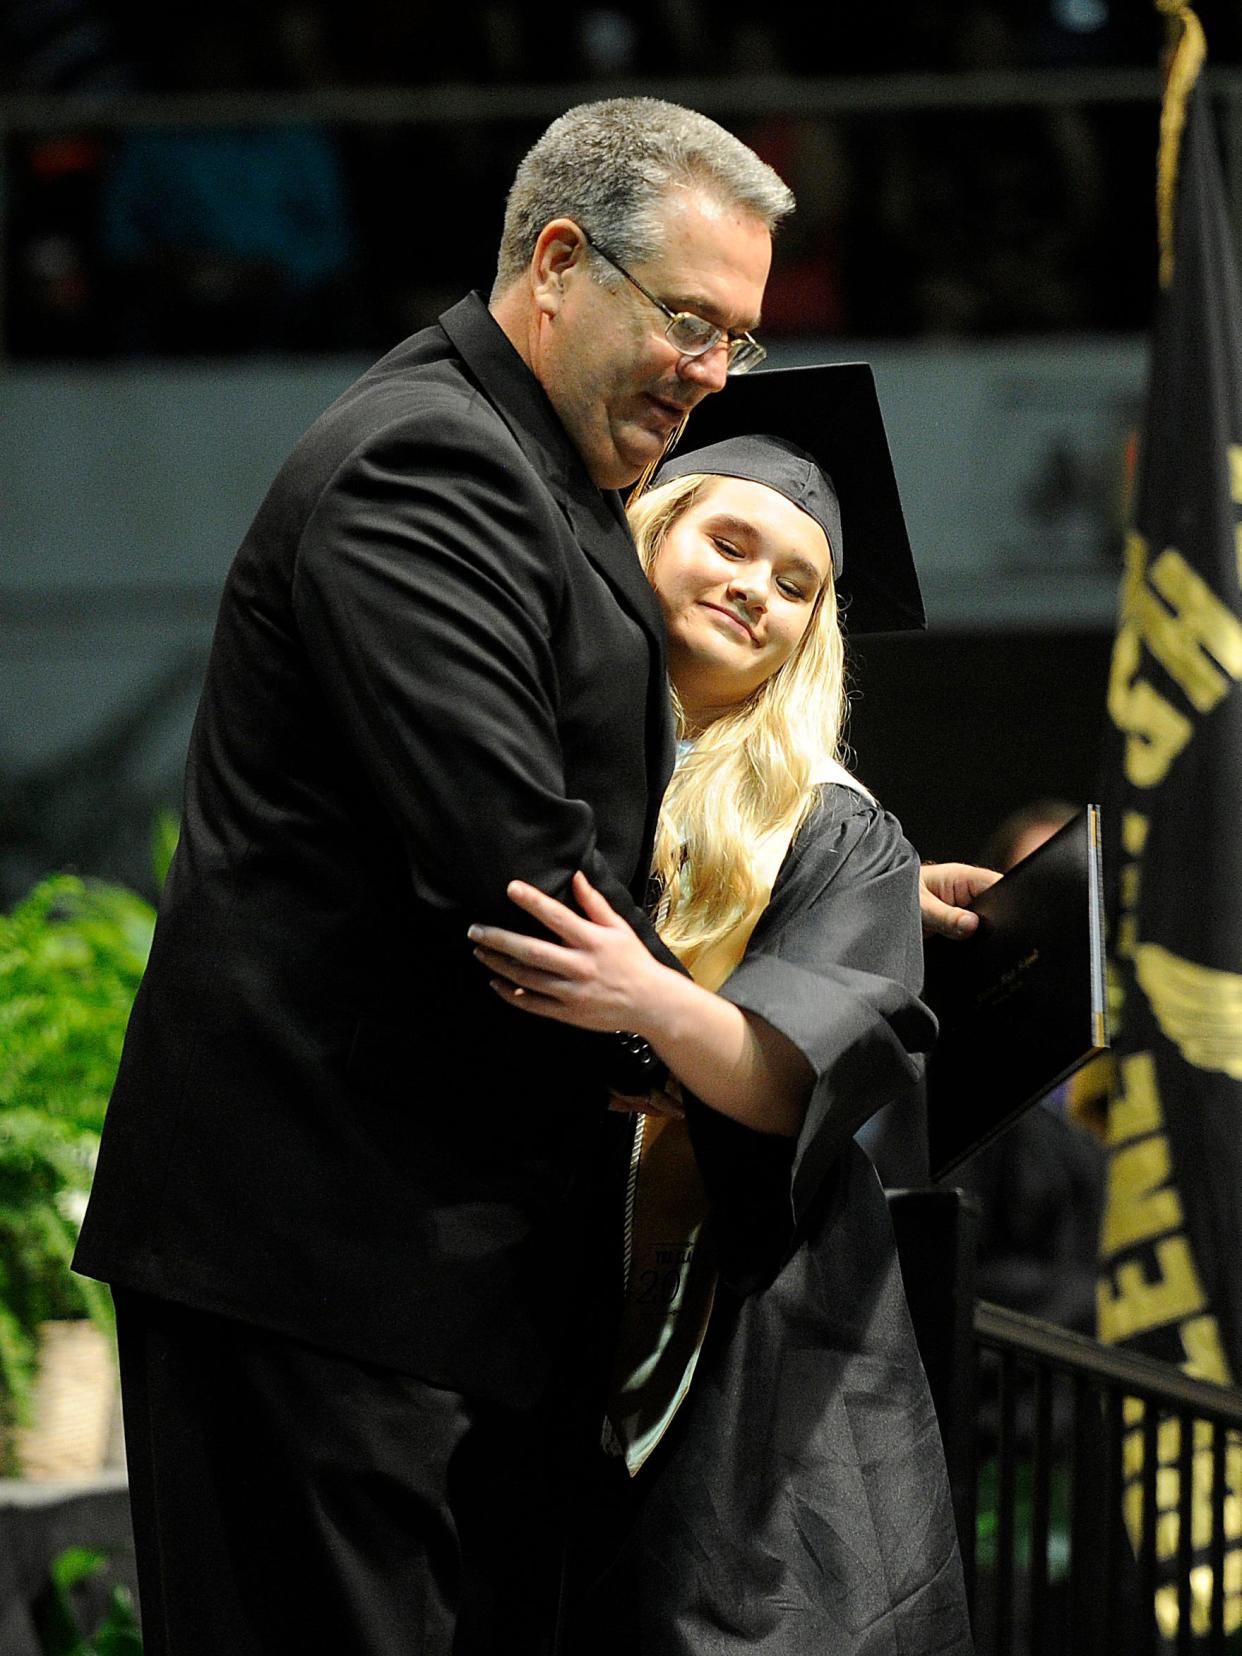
606;1030;668;1096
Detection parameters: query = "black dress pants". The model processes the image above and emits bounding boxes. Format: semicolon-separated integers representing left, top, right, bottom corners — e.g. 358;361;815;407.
114;1290;573;1655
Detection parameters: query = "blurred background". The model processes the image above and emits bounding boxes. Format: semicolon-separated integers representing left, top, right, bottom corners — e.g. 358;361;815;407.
4;0;1242;904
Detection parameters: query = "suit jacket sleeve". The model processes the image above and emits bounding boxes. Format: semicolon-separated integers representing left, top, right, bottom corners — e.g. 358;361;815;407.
290;395;676;963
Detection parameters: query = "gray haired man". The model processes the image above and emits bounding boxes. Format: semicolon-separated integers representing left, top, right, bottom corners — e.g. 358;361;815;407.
74;99;793;1654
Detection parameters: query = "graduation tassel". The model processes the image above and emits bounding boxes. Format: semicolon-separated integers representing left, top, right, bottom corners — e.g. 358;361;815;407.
626;412;690;509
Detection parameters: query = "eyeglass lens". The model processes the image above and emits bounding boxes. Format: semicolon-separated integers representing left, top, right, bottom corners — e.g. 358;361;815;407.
666;316;764;374
588;233;764;374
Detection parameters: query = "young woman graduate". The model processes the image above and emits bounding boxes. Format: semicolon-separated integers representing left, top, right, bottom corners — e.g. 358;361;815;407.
469;364;975;1655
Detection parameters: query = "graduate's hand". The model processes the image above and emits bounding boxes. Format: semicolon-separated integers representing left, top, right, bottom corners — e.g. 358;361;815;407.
468;871;673;1034
919;861;1001;938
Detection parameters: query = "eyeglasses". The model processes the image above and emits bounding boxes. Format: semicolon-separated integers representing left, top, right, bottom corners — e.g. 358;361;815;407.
582;232;766;376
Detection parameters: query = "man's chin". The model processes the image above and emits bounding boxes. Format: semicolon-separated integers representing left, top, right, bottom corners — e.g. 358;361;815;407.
622;419;678;470
586;431;661;491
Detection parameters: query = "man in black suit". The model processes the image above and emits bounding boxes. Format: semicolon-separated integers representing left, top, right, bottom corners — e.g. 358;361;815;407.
73;99;793;1654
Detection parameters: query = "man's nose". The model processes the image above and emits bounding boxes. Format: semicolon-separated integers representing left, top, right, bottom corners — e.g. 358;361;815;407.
677;341;730;393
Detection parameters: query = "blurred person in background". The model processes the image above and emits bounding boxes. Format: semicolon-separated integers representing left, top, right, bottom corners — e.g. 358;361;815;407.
98;13;358;354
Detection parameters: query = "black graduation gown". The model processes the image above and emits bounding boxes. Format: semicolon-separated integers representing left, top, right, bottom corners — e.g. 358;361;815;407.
584;786;975;1656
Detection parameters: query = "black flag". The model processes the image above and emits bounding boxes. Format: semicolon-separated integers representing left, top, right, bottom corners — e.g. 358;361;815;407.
1098;3;1242;1639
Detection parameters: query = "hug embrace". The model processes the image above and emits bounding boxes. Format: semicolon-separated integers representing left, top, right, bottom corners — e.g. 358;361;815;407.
73;96;980;1655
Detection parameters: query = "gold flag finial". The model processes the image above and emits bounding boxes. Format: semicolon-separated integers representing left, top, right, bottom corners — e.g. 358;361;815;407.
1155;1;1207;288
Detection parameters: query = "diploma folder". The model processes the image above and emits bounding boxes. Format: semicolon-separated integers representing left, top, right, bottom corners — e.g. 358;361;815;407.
922;805;1109;1182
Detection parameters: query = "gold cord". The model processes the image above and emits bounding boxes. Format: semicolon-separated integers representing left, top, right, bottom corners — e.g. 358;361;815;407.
1155;0;1208;289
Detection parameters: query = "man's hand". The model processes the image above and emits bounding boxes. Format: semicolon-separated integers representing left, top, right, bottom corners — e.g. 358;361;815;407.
919;861;1002;939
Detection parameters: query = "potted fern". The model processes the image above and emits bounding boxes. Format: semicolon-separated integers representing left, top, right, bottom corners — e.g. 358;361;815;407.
0;867;157;1474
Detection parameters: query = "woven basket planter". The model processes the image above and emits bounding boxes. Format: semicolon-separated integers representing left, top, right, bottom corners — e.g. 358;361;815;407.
12;1319;119;1481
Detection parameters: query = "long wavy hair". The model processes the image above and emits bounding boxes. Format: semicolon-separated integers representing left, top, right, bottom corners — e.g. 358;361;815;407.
629;472;853;971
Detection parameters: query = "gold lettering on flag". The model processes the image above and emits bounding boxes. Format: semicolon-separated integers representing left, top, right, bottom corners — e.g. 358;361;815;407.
1099;1048;1242;1633
1109;533;1192;786
1108;530;1242;787
1101;1134;1181;1256
1098;1236;1205;1343
1134;944;1242;1078
1146;551;1242;708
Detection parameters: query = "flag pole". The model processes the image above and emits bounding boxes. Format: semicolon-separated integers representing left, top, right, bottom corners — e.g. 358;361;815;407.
1098;2;1242;1637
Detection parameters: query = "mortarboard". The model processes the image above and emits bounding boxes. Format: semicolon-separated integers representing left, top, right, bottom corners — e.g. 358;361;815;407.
651;362;925;635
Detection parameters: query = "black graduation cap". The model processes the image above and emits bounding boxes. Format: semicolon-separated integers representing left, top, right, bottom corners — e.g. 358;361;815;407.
652;363;925;635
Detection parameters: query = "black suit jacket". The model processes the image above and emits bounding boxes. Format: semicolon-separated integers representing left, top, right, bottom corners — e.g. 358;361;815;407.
75;295;678;1407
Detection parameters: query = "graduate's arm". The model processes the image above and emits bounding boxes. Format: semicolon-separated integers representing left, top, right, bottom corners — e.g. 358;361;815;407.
714;796;938;1225
470;873;810;1136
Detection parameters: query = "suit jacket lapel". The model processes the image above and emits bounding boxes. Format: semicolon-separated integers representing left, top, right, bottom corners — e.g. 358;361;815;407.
439;294;676;875
437;295;669;646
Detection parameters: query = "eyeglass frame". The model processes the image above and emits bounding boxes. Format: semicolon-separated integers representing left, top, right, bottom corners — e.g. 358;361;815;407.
580;230;766;376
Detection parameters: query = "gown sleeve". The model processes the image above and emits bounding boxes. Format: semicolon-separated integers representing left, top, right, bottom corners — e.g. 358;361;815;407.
683;785;937;1287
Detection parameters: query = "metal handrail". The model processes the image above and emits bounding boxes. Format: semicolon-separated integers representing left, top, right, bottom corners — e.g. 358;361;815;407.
975;1300;1242;1425
5;65;1242;364
0;67;1191;131
972;1299;1242;1654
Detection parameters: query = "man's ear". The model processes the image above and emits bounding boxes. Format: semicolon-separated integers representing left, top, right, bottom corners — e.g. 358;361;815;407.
530;218;588;318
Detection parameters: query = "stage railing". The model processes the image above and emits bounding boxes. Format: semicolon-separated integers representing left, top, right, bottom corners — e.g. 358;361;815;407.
968;1301;1242;1655
888;1187;1242;1654
5;66;1242;361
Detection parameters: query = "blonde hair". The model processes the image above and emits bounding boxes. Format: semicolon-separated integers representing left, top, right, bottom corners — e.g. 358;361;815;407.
629;473;850;971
